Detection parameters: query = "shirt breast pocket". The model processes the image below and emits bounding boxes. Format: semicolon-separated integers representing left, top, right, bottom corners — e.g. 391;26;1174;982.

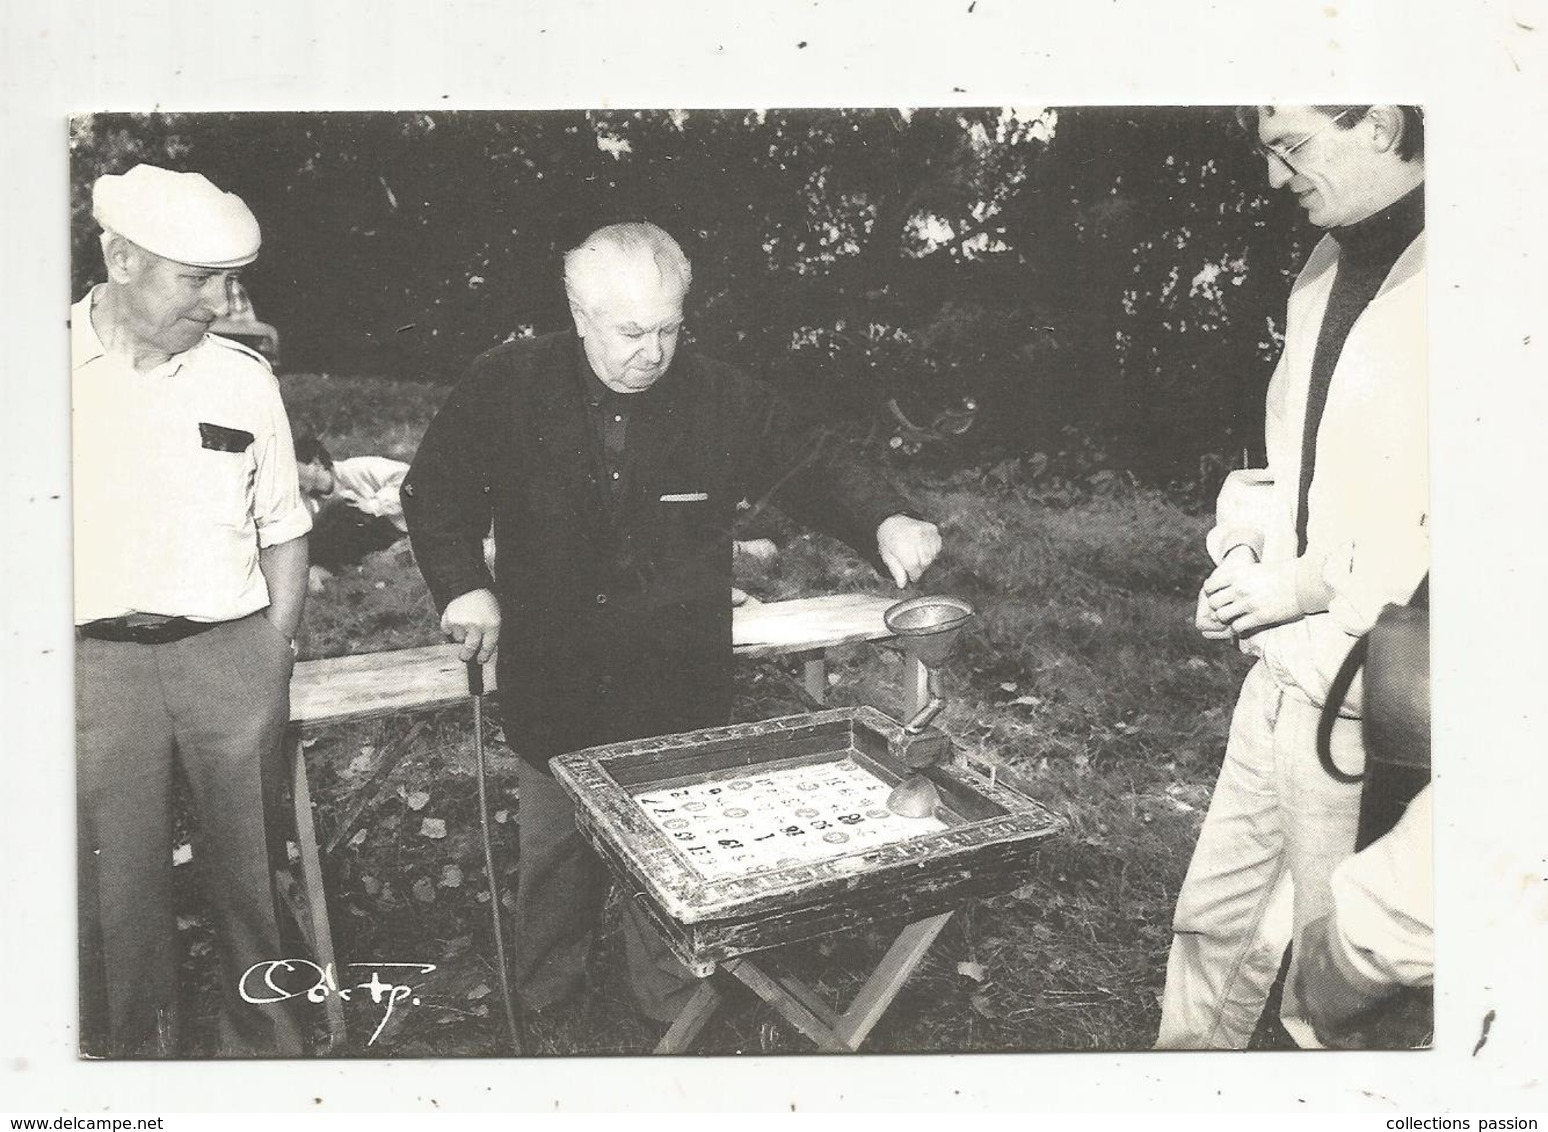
193;422;257;527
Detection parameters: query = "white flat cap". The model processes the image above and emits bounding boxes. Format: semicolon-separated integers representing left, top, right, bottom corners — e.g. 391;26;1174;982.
92;164;261;268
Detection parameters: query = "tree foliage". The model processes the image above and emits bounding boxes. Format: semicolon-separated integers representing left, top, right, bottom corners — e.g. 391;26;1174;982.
70;107;1318;482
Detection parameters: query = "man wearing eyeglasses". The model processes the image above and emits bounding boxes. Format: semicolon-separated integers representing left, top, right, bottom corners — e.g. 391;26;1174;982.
1157;106;1427;1048
73;165;312;1055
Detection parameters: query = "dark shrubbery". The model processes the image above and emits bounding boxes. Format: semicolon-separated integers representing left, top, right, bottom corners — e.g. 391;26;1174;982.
72;107;1314;484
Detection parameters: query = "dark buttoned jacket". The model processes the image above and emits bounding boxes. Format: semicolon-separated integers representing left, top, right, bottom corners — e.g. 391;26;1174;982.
403;331;910;768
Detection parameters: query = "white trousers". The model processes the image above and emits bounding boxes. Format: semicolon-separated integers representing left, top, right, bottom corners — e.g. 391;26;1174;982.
1156;661;1365;1049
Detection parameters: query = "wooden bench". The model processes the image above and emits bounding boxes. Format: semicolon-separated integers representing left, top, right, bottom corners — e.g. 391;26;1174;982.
284;592;911;1049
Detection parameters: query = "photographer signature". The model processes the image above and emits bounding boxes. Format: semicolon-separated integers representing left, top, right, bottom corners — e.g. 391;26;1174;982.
240;959;437;1045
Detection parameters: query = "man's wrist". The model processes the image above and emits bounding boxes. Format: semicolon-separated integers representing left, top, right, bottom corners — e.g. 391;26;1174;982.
1295;553;1335;614
1326;914;1400;1004
265;609;302;645
876;510;920;532
1208;525;1264;565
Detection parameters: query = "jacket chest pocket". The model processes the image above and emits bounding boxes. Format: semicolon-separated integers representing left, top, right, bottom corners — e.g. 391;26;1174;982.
655;489;715;528
642;473;723;562
648;437;735;544
190;422;257;527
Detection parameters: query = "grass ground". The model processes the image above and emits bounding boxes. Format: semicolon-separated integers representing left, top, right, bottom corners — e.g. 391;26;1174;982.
169;373;1252;1057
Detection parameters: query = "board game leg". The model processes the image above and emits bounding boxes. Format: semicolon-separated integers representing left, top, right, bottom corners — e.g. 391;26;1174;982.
833;910;953;1048
724;959;851;1053
653;977;725;1054
744;963;843;1032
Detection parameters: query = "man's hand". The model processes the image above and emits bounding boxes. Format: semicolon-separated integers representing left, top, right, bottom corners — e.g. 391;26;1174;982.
1204;557;1303;635
1196;545;1262;640
442;588;501;664
1195;585;1235;640
307;564;334;596
876;515;942;589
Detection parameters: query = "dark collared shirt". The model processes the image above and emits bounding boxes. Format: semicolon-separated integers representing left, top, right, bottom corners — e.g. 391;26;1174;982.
577;349;635;502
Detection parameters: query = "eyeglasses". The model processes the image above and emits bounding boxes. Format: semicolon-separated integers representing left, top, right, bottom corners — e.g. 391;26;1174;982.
1251;107;1359;175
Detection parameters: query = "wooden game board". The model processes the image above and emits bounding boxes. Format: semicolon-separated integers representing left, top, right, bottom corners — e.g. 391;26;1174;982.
551;706;1065;977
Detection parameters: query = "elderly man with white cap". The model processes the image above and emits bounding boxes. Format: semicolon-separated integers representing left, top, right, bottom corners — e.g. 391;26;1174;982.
73;165;311;1056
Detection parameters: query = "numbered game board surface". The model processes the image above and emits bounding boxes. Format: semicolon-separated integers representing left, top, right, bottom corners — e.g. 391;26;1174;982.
554;707;1066;967
634;758;946;881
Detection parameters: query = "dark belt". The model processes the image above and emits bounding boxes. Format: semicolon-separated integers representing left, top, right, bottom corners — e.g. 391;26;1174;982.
77;615;226;645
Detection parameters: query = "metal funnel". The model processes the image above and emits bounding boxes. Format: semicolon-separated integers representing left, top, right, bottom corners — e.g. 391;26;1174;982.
884;595;976;669
883;594;976;817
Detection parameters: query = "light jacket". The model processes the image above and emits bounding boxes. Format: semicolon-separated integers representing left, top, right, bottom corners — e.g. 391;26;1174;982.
1209;232;1428;710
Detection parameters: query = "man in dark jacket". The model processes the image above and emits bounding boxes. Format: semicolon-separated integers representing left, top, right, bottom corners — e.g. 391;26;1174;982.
402;221;942;1023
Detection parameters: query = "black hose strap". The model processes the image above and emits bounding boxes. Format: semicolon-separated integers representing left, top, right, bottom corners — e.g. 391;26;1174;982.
1316;575;1428;785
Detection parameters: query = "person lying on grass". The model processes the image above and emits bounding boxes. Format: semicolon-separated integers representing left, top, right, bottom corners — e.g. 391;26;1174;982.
295;434;413;594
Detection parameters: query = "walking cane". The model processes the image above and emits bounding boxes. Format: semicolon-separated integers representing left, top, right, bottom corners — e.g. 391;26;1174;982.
468;658;523;1055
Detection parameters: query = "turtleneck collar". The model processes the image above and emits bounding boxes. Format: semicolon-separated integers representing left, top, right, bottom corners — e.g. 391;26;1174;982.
1328;183;1424;267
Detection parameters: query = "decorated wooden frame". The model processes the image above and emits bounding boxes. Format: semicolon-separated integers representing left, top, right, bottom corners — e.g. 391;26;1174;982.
552;706;1065;975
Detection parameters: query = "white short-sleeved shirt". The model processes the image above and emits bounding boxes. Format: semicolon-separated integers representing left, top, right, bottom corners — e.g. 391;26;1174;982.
72;288;313;624
310;455;410;533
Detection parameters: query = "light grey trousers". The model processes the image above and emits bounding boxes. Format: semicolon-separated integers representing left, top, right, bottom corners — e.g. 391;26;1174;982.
1156;661;1366;1048
76;613;305;1056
